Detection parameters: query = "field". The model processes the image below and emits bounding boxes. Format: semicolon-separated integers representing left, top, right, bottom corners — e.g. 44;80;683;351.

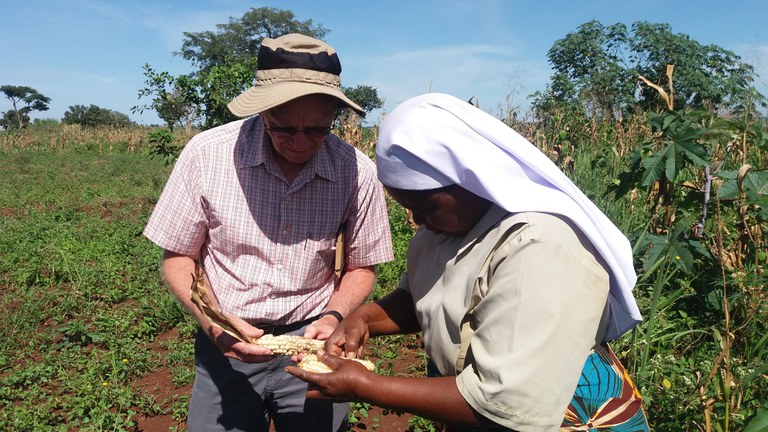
1;117;766;431
0;127;429;431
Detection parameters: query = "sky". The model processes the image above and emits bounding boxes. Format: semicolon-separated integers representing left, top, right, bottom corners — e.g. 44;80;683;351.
2;0;767;126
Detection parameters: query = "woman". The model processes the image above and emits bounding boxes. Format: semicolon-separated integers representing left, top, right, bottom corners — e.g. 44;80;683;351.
286;93;649;431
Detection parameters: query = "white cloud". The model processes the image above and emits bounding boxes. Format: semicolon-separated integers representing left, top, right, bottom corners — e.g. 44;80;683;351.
732;43;768;101
343;43;552;123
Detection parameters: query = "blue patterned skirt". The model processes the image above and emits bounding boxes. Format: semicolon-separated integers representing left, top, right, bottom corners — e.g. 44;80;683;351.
427;343;649;431
561;343;649;431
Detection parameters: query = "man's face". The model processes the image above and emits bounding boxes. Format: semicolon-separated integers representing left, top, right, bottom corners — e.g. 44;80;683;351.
261;94;337;166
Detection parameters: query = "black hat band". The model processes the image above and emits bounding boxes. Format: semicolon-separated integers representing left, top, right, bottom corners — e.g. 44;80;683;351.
258;46;342;75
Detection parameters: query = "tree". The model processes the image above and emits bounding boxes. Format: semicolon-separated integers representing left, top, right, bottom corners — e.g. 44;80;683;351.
0;110;27;130
544;21;635;120
177;7;328;70
342;85;384;114
0;85;51;129
63;104;133;127
628;22;760;111
133;64;200;132
538;21;764;120
137;7;330;129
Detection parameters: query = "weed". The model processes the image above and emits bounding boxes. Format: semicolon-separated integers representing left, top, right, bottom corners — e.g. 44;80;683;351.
407;415;437;432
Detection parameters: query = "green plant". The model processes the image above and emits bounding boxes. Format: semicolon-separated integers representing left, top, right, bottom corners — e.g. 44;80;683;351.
147;128;181;165
374;198;415;296
407;415;436;432
0;138;191;430
348;401;372;425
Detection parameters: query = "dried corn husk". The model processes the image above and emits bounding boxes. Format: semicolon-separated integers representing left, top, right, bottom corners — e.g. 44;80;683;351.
190;265;323;354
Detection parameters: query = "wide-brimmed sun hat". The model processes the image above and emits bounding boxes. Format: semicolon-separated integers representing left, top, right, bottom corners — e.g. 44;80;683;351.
227;33;365;117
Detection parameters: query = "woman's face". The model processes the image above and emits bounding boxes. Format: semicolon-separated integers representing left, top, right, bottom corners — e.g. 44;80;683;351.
386;185;492;237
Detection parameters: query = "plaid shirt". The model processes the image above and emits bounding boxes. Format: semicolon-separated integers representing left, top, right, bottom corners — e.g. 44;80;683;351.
144;116;393;325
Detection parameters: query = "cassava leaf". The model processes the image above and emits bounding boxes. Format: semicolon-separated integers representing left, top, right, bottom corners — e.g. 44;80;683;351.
642;146;670;186
674;138;710;167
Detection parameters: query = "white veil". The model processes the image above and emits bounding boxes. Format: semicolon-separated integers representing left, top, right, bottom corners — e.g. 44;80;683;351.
376;93;642;340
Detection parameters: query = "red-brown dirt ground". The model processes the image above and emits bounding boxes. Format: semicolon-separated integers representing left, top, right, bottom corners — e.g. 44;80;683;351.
132;330;425;431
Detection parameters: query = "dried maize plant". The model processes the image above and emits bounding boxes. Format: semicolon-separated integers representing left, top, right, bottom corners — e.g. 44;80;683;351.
638;65;675;112
189;267;376;372
637;65;685;234
298;354;375;373
337;110;363;149
189;266;323;354
190;265;254;343
716;164;766;270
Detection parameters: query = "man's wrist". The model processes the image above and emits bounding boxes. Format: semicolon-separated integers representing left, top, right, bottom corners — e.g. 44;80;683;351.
319;310;344;322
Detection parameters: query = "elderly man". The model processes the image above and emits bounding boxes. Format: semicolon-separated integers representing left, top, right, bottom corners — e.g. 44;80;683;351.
143;33;393;432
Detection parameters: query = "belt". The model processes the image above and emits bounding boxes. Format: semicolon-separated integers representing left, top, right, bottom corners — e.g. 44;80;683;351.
255;315;319;336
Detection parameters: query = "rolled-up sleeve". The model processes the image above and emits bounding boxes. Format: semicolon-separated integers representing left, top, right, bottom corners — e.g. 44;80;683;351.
345;158;394;268
143;141;208;256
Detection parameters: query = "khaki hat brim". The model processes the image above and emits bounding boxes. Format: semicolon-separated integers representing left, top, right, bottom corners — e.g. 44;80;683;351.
228;81;366;118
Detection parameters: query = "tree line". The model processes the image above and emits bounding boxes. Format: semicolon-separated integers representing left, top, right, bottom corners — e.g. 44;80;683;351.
3;8;763;133
0;85;133;130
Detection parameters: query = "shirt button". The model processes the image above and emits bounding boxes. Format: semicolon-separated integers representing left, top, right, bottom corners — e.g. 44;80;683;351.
269;294;276;299
276;264;284;271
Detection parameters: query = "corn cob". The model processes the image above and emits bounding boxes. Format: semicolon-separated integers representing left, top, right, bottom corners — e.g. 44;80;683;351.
255;334;324;355
298;354;375;373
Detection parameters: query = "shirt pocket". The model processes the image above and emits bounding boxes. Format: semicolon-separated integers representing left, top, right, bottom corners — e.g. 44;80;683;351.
297;236;336;290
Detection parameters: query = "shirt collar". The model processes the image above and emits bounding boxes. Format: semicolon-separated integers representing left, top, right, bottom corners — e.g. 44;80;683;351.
456;204;510;258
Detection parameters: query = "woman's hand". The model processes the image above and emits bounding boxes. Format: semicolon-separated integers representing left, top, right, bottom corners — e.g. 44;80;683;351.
323;310;371;359
285;352;373;401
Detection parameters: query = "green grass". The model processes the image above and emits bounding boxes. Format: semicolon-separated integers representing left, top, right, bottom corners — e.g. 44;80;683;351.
0;144;420;431
0;147;193;431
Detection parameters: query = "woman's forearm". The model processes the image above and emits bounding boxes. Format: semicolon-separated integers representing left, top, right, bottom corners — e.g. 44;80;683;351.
365;288;421;336
356;374;486;428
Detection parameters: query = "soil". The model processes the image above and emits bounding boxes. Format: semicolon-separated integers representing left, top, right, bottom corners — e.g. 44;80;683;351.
132;330;424;432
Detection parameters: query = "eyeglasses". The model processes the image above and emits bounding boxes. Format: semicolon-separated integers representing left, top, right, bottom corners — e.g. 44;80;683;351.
265;126;332;139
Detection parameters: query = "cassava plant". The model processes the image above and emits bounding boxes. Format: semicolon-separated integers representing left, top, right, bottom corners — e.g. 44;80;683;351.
615;65;768;431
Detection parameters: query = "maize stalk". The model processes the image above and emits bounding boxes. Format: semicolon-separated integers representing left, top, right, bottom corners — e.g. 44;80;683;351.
298;354;375;373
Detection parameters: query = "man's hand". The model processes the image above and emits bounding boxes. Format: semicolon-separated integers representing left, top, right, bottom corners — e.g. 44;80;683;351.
303;313;341;341
203;315;273;363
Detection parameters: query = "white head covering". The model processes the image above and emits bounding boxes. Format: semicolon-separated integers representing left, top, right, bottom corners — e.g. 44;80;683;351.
376;93;642;340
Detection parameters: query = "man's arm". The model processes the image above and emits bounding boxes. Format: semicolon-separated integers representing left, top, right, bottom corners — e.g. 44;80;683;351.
162;250;205;322
303;264;375;340
161;250;272;362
